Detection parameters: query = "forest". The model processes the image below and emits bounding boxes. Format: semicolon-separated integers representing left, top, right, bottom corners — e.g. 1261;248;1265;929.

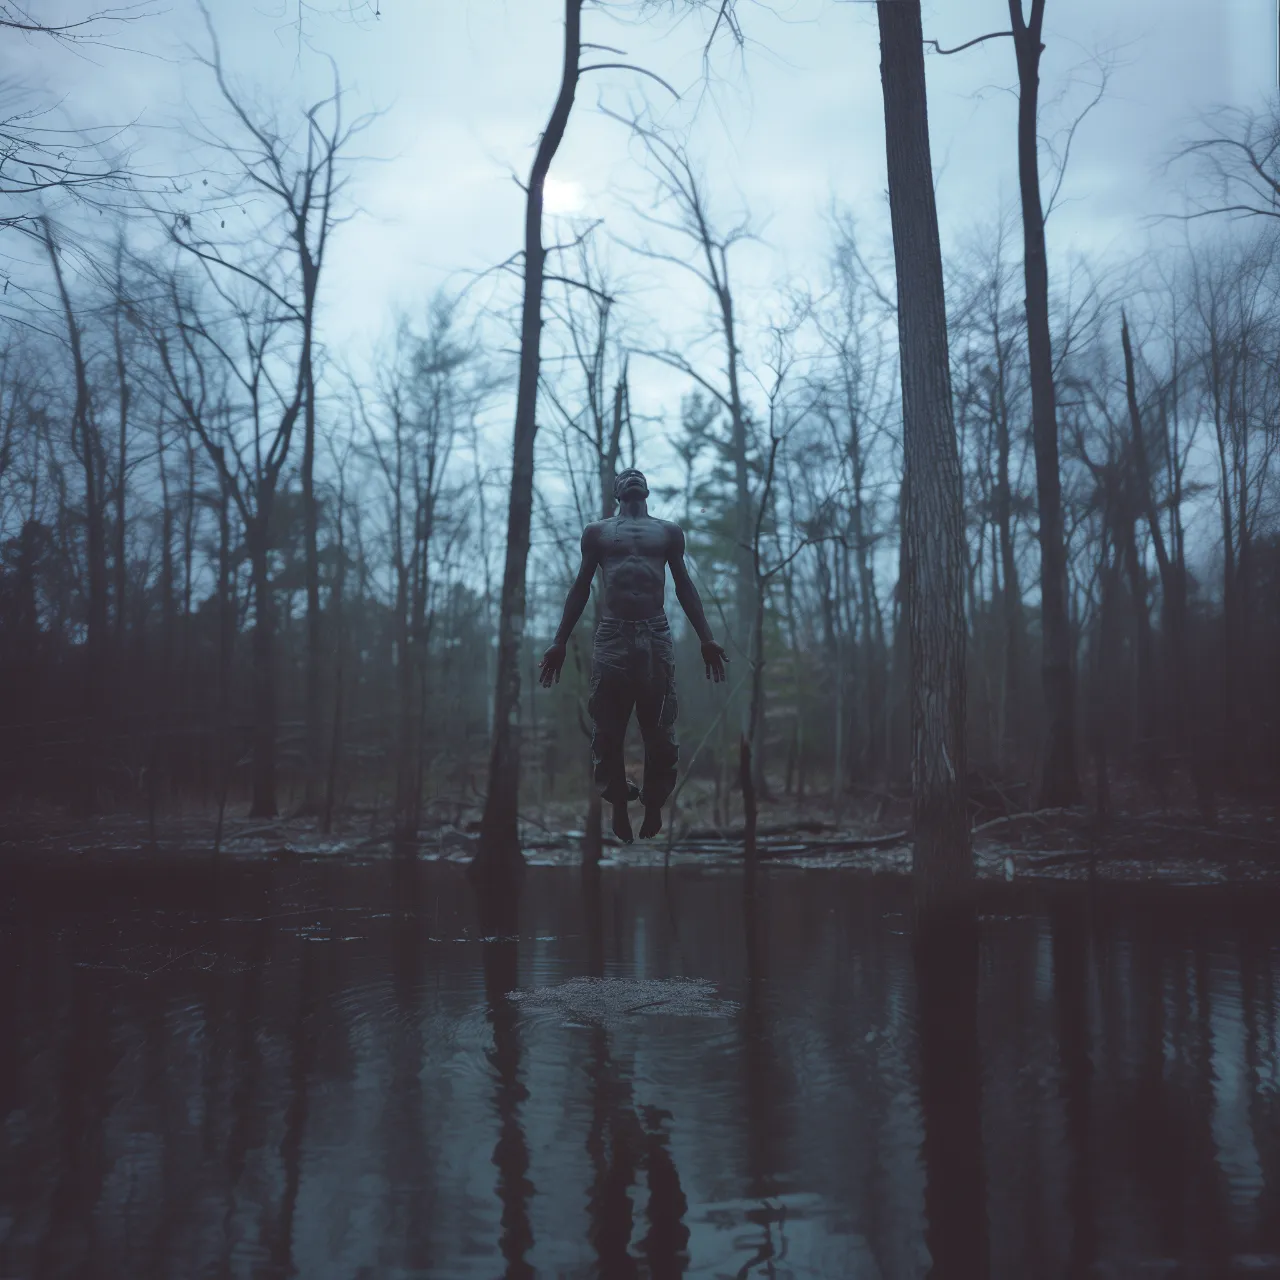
1;0;1278;882
5;6;1280;1278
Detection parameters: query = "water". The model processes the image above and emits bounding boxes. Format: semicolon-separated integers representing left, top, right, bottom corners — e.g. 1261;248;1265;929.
1;857;1278;1279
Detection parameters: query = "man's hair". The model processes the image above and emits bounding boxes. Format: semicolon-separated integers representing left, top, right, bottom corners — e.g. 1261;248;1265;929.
613;468;648;498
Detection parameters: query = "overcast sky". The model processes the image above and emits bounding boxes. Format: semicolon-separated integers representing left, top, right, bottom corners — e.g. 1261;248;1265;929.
10;0;1279;479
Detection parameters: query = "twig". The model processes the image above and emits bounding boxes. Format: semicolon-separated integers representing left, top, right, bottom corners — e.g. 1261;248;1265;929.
973;807;1083;834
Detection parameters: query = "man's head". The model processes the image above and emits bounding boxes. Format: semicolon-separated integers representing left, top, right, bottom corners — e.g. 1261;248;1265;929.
613;468;649;501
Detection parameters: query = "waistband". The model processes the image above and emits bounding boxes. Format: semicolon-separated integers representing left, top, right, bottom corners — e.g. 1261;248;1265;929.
596;612;669;632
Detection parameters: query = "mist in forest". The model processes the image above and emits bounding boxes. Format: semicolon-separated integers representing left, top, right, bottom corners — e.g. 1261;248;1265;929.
3;3;1280;1277
3;0;1277;844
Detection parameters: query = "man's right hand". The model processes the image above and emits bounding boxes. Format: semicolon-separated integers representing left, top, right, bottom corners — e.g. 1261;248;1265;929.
539;641;567;687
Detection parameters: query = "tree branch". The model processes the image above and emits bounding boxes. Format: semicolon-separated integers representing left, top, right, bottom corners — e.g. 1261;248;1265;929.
924;30;1012;56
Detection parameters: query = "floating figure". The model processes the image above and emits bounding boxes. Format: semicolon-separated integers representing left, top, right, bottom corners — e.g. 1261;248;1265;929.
539;468;728;842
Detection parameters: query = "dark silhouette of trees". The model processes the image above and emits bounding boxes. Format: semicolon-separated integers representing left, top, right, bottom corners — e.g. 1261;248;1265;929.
172;16;368;813
143;21;366;818
358;301;478;840
0;5;150;239
616;113;757;674
40;217;108;812
1;0;1279;843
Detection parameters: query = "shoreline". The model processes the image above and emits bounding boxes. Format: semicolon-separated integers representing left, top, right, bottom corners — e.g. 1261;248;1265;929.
2;803;1277;889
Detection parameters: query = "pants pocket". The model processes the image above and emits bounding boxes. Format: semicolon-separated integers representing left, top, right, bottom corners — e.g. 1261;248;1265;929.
659;689;678;729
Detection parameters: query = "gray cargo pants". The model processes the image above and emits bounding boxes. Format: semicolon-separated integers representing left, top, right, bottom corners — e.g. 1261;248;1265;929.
588;614;679;809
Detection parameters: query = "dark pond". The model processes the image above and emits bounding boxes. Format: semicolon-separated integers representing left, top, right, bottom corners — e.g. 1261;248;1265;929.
1;858;1278;1279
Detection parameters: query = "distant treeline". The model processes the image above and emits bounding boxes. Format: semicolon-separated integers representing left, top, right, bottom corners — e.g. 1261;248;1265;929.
2;27;1278;835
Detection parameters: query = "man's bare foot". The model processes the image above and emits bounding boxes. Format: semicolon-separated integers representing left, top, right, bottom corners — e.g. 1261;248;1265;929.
639;805;663;839
612;802;634;844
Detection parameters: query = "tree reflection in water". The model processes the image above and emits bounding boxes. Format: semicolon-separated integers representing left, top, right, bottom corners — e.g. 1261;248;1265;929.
477;883;535;1280
739;861;794;1275
914;900;989;1280
382;855;434;1277
580;863;691;1278
1051;892;1096;1279
2;862;1280;1277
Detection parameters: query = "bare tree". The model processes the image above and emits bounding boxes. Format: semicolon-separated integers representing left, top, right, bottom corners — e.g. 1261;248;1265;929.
168;9;370;810
739;313;820;861
0;4;154;239
476;0;585;879
949;215;1031;773
811;212;896;797
474;0;740;881
359;300;472;840
539;233;630;868
41;216;108;811
1007;0;1080;806
150;262;302;817
1187;233;1280;775
612;111;756;674
876;0;970;912
1174;99;1280;225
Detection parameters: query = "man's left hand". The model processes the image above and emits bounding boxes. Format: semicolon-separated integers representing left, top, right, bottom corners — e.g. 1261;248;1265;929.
701;640;729;683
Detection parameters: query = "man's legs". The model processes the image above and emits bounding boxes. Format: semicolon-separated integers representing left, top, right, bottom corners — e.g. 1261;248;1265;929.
588;664;637;842
635;670;679;839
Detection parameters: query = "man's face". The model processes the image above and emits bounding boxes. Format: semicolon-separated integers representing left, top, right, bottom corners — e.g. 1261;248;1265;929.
614;469;648;501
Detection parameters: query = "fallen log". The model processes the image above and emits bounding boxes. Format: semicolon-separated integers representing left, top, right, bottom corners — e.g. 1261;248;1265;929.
972;807;1084;834
679;819;838;841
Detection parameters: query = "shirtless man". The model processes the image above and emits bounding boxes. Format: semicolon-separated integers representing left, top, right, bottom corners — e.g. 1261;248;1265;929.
539;468;728;843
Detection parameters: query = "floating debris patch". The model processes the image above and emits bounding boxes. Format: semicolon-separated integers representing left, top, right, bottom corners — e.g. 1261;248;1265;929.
507;976;740;1026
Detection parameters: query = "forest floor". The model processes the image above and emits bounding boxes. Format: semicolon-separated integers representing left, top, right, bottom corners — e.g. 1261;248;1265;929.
3;786;1279;886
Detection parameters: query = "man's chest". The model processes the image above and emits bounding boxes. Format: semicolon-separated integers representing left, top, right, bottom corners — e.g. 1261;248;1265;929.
598;520;667;562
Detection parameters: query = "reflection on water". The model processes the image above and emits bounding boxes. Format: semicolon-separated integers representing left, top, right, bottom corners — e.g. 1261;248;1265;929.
1;859;1279;1278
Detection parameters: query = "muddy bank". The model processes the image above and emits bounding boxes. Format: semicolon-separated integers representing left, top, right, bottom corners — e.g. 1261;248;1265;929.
2;800;1278;887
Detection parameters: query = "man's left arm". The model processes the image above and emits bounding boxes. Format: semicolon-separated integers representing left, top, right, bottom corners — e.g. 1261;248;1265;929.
667;525;728;682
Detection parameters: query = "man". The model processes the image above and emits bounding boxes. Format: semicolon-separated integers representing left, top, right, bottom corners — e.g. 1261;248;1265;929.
539;468;728;842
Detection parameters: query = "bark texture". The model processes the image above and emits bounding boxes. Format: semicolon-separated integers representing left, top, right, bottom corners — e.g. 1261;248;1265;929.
876;0;971;912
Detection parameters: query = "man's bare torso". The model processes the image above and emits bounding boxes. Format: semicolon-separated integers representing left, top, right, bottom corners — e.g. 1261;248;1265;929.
586;514;678;620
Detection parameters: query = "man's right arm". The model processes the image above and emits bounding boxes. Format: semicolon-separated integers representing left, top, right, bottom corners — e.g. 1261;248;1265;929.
553;526;600;645
540;528;600;687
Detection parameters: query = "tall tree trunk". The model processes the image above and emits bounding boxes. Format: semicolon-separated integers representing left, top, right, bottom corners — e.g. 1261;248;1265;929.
181;434;196;701
112;295;130;657
719;278;754;718
1122;312;1185;777
849;421;879;776
216;474;234;810
1120;510;1155;770
582;369;626;872
248;517;278;819
1211;341;1238;779
157;433;174;693
877;0;971;914
888;500;911;788
1010;0;1081;807
394;572;415;837
1089;513;1122;817
43;220;107;814
992;323;1024;771
156;419;175;806
323;480;347;835
477;0;583;878
300;302;322;813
